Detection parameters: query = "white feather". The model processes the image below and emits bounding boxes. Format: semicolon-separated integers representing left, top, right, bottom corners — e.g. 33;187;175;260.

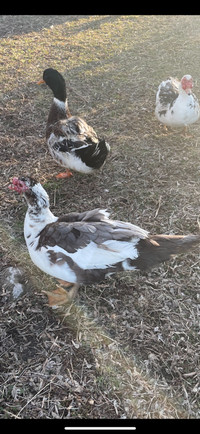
53;98;66;110
22;182;142;283
48;133;94;173
29;245;77;283
155;80;200;127
46;238;139;271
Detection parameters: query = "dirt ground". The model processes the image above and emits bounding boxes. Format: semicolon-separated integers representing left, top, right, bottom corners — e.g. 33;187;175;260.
0;15;200;420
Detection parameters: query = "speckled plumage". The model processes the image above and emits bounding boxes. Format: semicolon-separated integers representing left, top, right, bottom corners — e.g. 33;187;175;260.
39;68;110;174
9;176;200;292
155;75;200;128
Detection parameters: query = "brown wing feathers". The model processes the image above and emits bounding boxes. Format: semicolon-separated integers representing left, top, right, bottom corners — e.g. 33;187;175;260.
36;205;200;273
36;220;136;254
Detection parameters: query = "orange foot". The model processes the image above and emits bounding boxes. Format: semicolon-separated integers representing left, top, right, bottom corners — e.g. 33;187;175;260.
56;170;73;179
43;283;79;307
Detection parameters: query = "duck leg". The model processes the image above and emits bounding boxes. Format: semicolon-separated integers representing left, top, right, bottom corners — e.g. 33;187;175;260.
43;281;79;306
181;125;193;137
162;124;170;134
56;170;73;179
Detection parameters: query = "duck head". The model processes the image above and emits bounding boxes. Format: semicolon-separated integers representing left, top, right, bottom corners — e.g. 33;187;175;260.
9;176;50;213
38;68;67;102
181;74;193;94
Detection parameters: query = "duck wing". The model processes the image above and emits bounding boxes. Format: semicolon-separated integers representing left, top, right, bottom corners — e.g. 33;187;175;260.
53;116;99;145
157;77;179;109
35;209;200;284
35;210;148;284
36;211;147;254
49;116;109;169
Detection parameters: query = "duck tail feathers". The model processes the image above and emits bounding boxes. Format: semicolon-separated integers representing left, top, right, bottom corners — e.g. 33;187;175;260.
131;233;200;271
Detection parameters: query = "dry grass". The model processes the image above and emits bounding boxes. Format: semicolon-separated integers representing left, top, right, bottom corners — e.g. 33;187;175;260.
1;15;200;419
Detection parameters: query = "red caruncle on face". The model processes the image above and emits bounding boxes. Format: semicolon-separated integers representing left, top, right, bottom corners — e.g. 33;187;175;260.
8;177;29;193
181;76;193;93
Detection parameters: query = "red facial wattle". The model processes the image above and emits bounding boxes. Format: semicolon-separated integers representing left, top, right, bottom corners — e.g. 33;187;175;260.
181;78;193;92
8;177;29;193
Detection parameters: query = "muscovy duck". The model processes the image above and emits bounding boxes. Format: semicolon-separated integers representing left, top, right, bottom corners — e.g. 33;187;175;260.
38;68;110;178
155;74;200;129
9;176;200;306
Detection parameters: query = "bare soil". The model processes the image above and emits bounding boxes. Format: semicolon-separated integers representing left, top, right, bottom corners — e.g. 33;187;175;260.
0;15;200;419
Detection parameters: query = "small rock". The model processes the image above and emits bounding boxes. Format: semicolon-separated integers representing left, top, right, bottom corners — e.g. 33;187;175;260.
2;266;25;299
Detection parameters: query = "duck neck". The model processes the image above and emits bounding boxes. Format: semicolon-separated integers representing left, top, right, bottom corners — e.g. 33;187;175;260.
24;205;57;240
49;97;70;120
46;98;71;136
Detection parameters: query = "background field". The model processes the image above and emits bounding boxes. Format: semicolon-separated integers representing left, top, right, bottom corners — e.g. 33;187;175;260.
0;15;200;419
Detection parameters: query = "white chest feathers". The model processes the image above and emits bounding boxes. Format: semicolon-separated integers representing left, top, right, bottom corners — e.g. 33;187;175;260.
155;91;200;127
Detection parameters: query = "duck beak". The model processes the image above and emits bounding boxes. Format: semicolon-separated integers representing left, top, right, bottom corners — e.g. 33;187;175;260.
37;78;45;85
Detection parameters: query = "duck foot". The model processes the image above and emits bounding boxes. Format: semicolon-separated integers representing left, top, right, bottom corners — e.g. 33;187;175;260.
43;283;79;306
56;170;73;179
181;126;193;137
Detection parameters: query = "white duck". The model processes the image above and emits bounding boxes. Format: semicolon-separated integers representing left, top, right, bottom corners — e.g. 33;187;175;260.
9;176;200;306
38;68;110;178
155;75;200;129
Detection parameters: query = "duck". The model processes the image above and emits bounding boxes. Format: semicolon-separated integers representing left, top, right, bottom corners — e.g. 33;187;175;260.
155;74;200;129
9;176;200;307
38;68;110;178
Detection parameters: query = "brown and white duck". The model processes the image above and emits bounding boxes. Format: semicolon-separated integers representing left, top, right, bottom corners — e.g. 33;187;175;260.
9;176;200;307
38;68;110;178
155;74;200;129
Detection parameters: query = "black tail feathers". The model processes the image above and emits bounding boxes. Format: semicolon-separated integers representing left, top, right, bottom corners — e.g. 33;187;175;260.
131;233;200;271
75;138;110;170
